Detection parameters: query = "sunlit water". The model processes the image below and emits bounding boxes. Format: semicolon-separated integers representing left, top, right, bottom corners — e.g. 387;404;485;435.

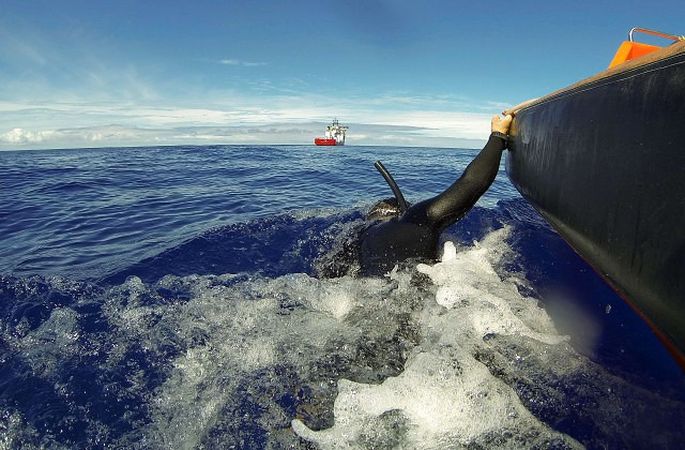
1;145;683;449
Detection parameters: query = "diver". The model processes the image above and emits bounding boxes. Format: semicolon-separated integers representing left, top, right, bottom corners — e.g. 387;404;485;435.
318;113;512;277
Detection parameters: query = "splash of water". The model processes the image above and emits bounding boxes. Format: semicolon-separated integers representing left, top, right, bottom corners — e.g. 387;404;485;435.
2;227;683;448
293;228;581;449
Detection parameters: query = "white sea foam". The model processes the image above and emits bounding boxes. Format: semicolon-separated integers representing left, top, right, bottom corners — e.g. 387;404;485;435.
293;228;581;449
91;227;582;448
94;271;423;448
6;228;680;448
14;307;81;378
0;407;42;450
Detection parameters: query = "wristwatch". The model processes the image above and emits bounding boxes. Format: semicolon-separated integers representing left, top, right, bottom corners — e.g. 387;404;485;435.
491;131;509;142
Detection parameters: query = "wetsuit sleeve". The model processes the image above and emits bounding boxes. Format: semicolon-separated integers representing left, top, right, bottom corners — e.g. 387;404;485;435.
421;133;507;230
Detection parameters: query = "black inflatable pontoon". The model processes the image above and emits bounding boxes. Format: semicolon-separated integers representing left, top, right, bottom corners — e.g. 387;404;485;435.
506;37;685;366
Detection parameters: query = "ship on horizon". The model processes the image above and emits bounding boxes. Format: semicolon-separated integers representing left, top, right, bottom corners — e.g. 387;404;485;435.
314;119;348;146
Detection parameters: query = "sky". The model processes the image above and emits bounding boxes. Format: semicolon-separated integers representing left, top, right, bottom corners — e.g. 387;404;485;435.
0;0;682;150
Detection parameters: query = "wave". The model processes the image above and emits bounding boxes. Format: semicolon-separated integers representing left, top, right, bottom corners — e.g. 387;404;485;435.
101;209;364;285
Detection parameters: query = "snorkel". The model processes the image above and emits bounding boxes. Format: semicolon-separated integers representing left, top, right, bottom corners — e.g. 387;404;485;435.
374;160;408;212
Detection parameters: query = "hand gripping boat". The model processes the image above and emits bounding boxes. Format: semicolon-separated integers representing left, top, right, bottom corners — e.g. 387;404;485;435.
505;28;685;366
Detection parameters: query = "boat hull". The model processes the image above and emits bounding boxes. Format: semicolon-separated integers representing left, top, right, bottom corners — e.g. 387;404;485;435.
314;138;339;146
506;44;685;364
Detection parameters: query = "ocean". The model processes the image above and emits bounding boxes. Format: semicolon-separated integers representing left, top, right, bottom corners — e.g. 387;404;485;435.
1;144;683;449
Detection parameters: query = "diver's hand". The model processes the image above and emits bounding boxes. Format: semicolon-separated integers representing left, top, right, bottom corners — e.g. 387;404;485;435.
491;114;513;135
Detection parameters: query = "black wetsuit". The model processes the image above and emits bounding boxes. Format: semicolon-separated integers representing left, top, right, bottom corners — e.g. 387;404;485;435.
359;132;508;275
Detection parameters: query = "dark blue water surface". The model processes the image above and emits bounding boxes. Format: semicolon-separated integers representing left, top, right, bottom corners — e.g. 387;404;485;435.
0;145;683;449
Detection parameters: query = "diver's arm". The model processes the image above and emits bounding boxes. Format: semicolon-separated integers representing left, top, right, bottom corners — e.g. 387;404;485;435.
417;114;512;230
422;134;506;229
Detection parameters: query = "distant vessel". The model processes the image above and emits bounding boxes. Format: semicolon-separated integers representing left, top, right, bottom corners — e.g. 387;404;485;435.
314;119;348;146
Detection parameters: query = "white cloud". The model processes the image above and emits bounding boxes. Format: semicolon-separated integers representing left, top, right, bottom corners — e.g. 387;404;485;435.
0;121;486;151
373;110;491;139
219;58;267;67
0;128;54;144
0;125;165;148
0;88;505;150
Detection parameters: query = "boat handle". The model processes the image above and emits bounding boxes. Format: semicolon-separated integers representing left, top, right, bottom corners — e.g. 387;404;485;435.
629;27;684;43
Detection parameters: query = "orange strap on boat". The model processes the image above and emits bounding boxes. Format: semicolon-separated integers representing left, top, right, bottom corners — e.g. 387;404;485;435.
608;27;684;69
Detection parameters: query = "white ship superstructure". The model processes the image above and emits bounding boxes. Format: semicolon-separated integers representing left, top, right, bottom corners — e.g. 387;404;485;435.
326;119;348;144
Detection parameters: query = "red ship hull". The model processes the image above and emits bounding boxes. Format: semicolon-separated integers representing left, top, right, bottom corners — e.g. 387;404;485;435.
314;138;338;146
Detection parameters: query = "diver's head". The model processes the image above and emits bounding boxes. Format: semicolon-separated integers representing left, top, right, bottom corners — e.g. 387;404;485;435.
367;197;403;222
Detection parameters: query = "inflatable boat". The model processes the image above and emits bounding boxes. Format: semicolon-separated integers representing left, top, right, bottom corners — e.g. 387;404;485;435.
505;28;685;366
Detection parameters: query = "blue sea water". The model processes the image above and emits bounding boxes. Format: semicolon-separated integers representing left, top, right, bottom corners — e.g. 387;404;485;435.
0;144;683;448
